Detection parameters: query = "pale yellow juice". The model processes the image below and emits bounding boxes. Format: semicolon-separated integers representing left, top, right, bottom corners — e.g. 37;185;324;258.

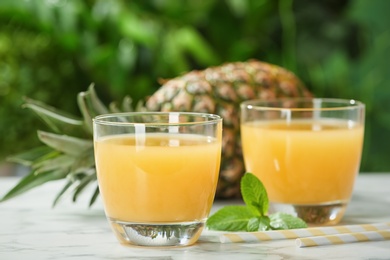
241;119;364;204
95;133;221;223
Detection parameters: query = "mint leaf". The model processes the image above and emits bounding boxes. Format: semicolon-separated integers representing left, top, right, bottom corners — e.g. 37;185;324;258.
206;205;256;231
247;216;271;231
206;173;308;232
269;212;307;230
247;217;260;231
241;173;269;216
258;216;271;231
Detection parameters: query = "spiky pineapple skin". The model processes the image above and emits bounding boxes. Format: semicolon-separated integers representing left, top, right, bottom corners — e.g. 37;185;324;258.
145;60;312;199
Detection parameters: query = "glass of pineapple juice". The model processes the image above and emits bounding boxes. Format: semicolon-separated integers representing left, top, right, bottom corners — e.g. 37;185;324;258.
240;98;365;225
93;112;222;247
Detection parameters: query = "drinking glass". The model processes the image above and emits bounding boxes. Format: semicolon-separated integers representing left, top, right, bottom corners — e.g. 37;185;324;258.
240;98;365;225
93;112;222;246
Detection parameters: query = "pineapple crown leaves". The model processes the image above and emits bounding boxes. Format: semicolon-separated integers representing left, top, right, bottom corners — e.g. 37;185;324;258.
22;97;85;137
37;130;93;156
77;83;109;134
6;146;57;167
0;168;69;203
1;84;116;207
109;95;143;113
21;83;110;137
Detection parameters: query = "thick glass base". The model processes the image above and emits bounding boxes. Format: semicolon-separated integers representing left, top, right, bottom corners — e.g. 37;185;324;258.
269;201;347;226
109;218;205;247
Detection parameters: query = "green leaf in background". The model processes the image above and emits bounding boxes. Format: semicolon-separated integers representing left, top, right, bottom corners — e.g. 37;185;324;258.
240;173;269;216
175;27;220;66
119;9;160;47
206;205;256;231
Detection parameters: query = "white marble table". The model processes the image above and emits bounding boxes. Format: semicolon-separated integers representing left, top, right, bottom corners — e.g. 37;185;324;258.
1;173;390;260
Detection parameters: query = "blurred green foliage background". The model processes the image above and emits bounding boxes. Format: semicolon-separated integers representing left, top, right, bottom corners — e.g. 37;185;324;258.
0;0;389;172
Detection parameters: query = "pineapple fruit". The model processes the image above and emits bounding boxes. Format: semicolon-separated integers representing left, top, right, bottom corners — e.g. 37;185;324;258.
1;60;311;206
145;60;312;198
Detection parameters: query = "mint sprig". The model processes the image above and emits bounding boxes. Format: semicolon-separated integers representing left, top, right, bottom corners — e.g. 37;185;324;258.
206;173;307;231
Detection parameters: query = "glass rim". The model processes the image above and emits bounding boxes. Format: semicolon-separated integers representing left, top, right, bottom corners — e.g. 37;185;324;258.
93;112;222;126
240;98;365;111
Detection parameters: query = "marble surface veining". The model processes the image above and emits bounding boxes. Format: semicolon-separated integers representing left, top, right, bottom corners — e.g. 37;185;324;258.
1;174;390;260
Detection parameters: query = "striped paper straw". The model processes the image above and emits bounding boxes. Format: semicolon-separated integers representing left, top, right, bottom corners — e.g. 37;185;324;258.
216;222;390;244
296;229;390;247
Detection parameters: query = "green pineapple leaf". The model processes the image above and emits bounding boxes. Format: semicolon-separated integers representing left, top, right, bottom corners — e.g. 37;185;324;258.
72;171;97;203
69;151;95;174
23;97;86;136
52;180;74;207
33;154;75;173
0;168;68;202
37;131;92;156
7;146;55;167
89;185;100;208
77;84;109;134
109;96;136;113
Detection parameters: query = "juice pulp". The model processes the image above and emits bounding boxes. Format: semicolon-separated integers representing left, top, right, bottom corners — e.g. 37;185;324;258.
241;119;364;204
94;133;221;222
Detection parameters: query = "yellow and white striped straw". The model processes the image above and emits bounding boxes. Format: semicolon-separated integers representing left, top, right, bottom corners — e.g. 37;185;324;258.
296;229;390;247
211;222;390;246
